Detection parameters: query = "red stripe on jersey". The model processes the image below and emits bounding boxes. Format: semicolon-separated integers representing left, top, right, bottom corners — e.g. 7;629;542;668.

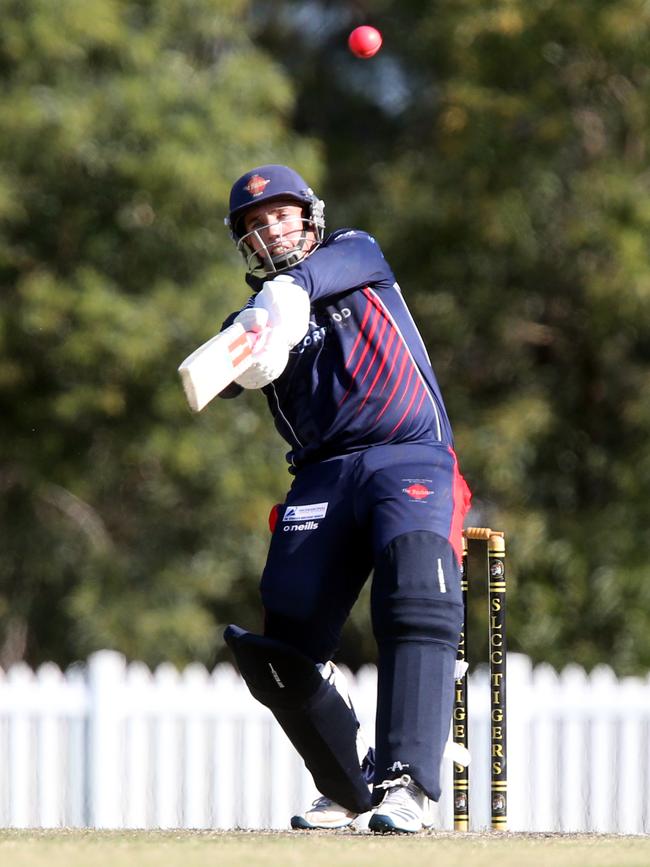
360;314;389;384
375;349;410;423
396;364;416;408
339;298;376;408
388;378;422;436
448;448;472;565
356;326;398;414
344;295;373;368
350;304;382;380
378;341;403;396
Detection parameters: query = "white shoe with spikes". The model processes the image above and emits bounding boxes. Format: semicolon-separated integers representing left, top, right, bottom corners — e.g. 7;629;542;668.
291;795;358;830
369;775;427;834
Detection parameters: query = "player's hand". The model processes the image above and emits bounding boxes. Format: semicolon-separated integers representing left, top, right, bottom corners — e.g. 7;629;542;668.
234;330;289;389
234;306;269;333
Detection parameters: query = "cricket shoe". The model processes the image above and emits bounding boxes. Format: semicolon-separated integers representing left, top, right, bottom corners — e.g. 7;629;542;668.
290;795;358;830
368;774;427;834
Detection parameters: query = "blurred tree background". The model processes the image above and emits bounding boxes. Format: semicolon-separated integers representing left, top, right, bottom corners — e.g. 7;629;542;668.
1;0;650;674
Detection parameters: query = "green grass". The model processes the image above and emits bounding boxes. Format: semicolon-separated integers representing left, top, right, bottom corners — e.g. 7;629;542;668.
1;830;649;867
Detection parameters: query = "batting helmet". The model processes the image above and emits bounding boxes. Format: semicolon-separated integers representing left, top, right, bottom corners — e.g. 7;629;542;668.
225;165;325;275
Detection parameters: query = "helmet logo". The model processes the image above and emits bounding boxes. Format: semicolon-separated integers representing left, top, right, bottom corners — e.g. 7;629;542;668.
244;175;271;197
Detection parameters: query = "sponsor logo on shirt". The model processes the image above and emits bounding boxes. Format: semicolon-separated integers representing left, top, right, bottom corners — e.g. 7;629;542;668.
297;308;352;353
402;480;434;501
283;521;320;532
283;503;329;521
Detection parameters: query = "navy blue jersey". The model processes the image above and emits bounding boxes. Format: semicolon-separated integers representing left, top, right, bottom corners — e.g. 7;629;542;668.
222;229;454;468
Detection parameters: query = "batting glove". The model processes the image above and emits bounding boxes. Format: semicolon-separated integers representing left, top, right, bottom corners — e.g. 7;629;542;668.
234;329;289;389
233;306;269;333
256;276;310;349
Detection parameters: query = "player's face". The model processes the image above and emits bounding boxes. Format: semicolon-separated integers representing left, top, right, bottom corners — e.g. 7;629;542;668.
243;200;316;258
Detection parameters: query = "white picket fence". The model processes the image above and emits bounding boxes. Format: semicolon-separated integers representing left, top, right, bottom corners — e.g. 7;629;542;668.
0;650;649;833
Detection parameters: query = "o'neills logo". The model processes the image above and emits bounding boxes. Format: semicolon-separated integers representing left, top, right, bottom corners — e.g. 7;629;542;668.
244;175;270;197
403;483;433;500
283;521;319;532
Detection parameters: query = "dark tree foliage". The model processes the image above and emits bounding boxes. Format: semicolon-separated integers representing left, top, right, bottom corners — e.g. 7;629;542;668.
2;0;650;674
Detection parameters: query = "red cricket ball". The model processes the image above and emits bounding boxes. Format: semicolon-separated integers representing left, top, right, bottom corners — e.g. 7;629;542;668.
348;25;383;59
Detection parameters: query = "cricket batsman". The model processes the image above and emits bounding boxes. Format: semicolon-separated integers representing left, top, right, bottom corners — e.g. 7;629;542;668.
218;164;471;833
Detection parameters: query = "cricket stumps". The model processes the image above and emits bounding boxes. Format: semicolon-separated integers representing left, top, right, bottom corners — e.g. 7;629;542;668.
453;528;507;832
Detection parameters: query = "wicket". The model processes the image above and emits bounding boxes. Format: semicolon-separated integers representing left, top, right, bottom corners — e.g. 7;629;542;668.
453;527;507;831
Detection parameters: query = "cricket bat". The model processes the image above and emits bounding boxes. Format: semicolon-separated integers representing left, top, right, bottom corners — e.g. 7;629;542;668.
178;322;263;412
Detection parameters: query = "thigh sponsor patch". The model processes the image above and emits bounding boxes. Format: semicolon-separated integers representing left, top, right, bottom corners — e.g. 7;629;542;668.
283;502;329;522
401;478;435;501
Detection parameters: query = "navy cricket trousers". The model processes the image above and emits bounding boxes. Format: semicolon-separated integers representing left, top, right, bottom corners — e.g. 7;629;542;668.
261;441;471;801
262;441;469;660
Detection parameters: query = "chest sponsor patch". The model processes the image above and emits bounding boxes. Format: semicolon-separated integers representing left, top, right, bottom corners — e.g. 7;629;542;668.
283;502;329;522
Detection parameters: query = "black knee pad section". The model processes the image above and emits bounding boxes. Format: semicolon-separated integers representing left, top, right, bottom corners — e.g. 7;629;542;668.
370;532;464;804
224;625;372;814
371;530;464;647
224;624;322;707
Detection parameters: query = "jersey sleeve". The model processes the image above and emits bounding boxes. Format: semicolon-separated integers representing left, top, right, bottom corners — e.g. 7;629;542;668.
285;230;396;301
